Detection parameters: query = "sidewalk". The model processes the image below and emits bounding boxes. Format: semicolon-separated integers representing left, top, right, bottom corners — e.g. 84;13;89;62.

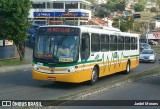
25;45;33;63
0;45;33;73
0;64;32;73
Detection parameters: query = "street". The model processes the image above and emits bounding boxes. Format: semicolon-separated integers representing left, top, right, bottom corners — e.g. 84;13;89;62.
1;0;160;109
64;75;160;109
0;58;159;100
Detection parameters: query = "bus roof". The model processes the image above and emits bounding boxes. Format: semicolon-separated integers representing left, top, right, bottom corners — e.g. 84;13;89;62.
81;25;121;32
38;25;139;37
39;25;121;31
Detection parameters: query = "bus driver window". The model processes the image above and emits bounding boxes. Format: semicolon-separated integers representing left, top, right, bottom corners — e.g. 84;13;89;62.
81;33;90;61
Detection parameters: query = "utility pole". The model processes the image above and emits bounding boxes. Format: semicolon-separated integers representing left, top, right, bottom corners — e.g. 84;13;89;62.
146;20;149;44
119;17;121;29
156;0;158;17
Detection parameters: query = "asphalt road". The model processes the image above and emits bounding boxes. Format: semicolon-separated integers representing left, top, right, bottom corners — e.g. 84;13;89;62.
64;74;160;109
0;58;159;101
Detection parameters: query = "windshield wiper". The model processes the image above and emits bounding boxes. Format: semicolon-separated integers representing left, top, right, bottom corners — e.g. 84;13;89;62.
49;38;52;53
55;41;59;56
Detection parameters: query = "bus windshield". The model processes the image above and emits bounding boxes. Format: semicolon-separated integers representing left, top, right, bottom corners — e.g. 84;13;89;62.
34;32;79;63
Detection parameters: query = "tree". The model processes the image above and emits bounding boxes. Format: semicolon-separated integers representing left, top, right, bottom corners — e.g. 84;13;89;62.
86;0;96;3
95;4;111;18
116;0;126;12
105;1;117;12
134;3;145;12
0;0;31;61
113;16;134;32
150;7;158;12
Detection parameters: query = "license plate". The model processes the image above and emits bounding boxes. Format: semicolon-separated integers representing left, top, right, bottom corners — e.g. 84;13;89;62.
48;77;56;81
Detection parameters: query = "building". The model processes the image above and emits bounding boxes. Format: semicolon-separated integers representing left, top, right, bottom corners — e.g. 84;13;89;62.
140;32;160;45
140;19;160;45
94;0;106;5
155;20;160;29
146;2;156;9
29;0;91;26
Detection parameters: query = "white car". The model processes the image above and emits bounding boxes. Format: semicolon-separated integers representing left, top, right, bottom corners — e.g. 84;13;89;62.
149;40;159;45
139;49;156;63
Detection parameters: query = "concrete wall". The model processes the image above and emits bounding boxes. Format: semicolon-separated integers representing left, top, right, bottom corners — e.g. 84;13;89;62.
0;44;17;60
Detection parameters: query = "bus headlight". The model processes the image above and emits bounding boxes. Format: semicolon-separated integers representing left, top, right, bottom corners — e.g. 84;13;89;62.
33;65;40;71
68;67;75;72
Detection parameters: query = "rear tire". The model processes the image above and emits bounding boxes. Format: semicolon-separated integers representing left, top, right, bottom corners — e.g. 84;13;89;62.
89;67;98;85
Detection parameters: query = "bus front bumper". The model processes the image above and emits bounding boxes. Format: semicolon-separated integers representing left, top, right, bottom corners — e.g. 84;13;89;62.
32;69;80;83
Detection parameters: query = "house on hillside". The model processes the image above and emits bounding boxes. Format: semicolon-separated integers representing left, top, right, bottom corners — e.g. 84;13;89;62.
94;0;106;5
88;16;113;27
146;2;156;9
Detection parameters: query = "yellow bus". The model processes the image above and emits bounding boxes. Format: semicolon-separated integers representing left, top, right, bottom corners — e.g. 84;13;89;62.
32;25;139;85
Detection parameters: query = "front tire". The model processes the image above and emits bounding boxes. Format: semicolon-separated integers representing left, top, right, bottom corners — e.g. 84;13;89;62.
124;61;130;74
89;67;98;85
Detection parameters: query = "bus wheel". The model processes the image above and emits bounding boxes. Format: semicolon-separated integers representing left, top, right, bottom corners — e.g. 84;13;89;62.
124;61;130;74
89;67;98;85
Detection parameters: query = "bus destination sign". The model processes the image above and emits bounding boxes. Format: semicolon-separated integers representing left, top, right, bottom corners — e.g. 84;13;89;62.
47;27;71;33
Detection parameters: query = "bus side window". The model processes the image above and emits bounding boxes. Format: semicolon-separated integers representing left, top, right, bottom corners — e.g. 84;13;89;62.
125;36;130;50
118;36;124;50
131;37;136;50
81;33;90;61
110;35;117;51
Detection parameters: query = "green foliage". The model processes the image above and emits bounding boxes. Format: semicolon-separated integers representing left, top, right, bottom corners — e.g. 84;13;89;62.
150;7;158;12
133;23;141;32
0;0;32;61
134;3;145;12
0;58;28;67
116;0;126;12
86;0;95;2
95;6;110;18
94;0;126;18
105;1;117;12
105;0;126;12
107;0;121;2
0;0;32;45
113;17;134;32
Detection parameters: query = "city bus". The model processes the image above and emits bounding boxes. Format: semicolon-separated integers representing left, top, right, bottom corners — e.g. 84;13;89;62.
32;25;139;85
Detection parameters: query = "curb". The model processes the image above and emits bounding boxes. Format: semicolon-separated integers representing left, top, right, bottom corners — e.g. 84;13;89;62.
0;64;32;73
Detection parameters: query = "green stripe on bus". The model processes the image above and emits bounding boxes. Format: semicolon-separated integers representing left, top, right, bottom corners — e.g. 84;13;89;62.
32;54;139;67
33;59;102;67
124;54;139;58
130;54;139;57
